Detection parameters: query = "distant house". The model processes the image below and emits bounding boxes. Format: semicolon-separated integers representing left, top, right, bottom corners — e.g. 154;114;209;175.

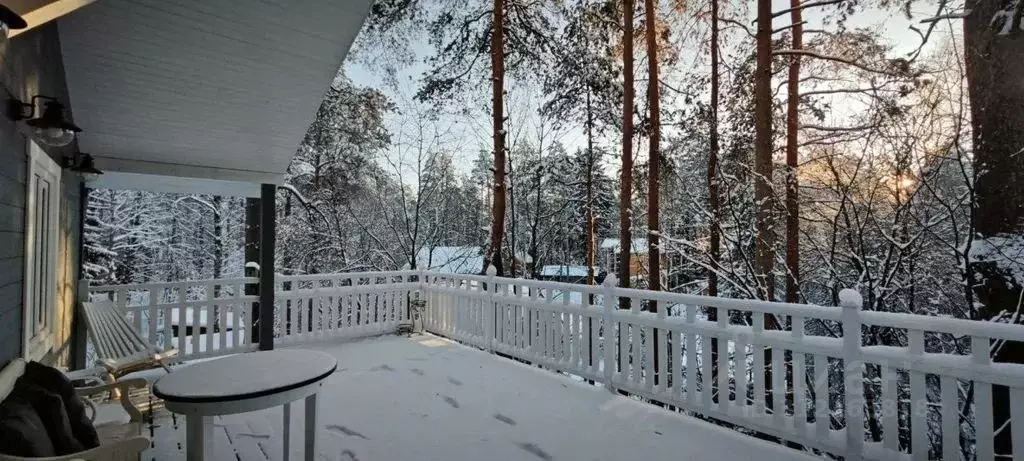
598;238;674;279
409;246;484;274
538;265;597;284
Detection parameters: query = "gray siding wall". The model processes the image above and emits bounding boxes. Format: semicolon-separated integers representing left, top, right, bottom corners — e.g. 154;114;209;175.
0;22;84;367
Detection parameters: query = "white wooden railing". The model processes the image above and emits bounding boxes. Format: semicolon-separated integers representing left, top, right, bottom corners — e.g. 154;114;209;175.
86;278;259;360
273;271;418;345
421;270;1024;461
87;270;1024;460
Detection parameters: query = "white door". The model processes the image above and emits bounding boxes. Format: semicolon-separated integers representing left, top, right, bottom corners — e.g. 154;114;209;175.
23;139;60;361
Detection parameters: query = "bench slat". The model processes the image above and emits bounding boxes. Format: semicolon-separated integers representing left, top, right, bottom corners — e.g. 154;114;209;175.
82;301;174;375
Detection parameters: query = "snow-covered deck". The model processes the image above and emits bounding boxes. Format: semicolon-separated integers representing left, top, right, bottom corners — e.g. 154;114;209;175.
143;334;815;461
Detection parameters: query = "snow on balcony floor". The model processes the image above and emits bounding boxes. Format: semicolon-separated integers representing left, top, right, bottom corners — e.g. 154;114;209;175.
144;334;817;461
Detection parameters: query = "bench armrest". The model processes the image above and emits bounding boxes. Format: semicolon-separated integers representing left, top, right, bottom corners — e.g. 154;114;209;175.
0;436;148;461
76;378;149;422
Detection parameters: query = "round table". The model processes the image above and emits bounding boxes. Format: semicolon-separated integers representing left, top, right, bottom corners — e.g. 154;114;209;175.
153;349;337;461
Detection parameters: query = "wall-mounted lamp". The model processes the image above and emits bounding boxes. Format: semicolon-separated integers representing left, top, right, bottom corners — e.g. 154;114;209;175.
0;5;26;46
63;152;103;182
7;95;81;147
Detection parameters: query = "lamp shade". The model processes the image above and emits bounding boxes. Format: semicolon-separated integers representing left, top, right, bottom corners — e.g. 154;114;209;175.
26;101;81;147
75;154;103;177
0;5;27;31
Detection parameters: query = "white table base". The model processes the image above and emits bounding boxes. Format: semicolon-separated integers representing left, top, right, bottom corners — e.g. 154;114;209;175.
168;381;325;461
281;393;319;461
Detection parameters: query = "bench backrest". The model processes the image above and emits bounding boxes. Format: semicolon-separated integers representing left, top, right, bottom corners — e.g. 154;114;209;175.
0;359;25;402
81;301;153;361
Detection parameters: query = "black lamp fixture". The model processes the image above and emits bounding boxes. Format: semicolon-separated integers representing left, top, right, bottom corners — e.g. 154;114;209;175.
7;95;81;147
63;152;103;181
0;5;26;46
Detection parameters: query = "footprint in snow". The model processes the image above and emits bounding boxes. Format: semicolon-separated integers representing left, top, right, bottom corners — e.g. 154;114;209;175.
493;413;516;426
410;368;425;376
326;425;371;440
441;395;460;408
447;377;463;386
518;442;553;460
371;364;394;372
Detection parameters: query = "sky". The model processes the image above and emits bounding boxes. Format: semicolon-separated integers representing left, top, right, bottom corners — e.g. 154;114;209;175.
342;0;959;178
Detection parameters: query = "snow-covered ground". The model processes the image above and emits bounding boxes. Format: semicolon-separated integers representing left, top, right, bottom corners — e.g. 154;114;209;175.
143;334;816;461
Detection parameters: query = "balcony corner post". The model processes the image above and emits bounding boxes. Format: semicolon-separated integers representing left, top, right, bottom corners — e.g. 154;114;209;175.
72;278;91;369
258;183;276;351
602;274;618;392
839;288;864;460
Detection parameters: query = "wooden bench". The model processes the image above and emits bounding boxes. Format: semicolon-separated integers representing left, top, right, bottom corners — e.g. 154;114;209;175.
81;301;178;380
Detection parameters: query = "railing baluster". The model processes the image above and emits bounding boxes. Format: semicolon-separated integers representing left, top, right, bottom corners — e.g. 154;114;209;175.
735;338;748;411
645;324;655;392
908;329;927;461
563;289;572;366
218;296;228;352
657;325;668;395
601;276;617;389
940;375;958;461
814;354;829;441
147;287;157;345
702;322;713;408
771;342;785;424
717;307;729;412
204;282;214;357
753;312;766;417
973;335;994;461
162;287;173;350
792;315;806;432
1012;387;1024;460
840;290;864;460
674;326;684;399
176;283;187;355
882;365;899;456
686;304;698;405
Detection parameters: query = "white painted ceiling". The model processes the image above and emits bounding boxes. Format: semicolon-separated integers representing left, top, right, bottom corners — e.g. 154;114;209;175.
57;0;374;195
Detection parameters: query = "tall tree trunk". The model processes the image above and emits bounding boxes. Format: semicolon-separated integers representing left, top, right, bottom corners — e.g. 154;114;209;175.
754;0;775;302
645;0;661;295
964;1;1024;456
586;90;596;288
643;0;661;387
508;152;517;276
619;0;635;307
530;154;542;279
754;0;780;417
707;0;722;404
487;0;507;276
784;0;803;304
707;0;720;299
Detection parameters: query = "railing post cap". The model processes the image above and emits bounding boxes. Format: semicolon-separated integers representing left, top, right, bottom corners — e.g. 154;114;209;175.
839;288;863;309
485;265;497;277
602;274;618;288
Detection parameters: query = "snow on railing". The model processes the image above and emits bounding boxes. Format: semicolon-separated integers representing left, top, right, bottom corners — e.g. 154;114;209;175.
86;277;259;361
85;270;1024;460
420;270;1024;461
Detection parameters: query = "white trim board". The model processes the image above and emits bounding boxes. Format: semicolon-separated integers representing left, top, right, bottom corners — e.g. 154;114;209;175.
88;171;268;197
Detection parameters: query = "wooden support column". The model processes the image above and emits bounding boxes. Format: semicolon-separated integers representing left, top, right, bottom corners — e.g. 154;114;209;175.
245;198;261;344
258;184;276;351
71;183;90;369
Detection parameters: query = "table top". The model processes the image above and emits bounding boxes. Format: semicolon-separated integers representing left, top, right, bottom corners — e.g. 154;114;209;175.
153;349;337;404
